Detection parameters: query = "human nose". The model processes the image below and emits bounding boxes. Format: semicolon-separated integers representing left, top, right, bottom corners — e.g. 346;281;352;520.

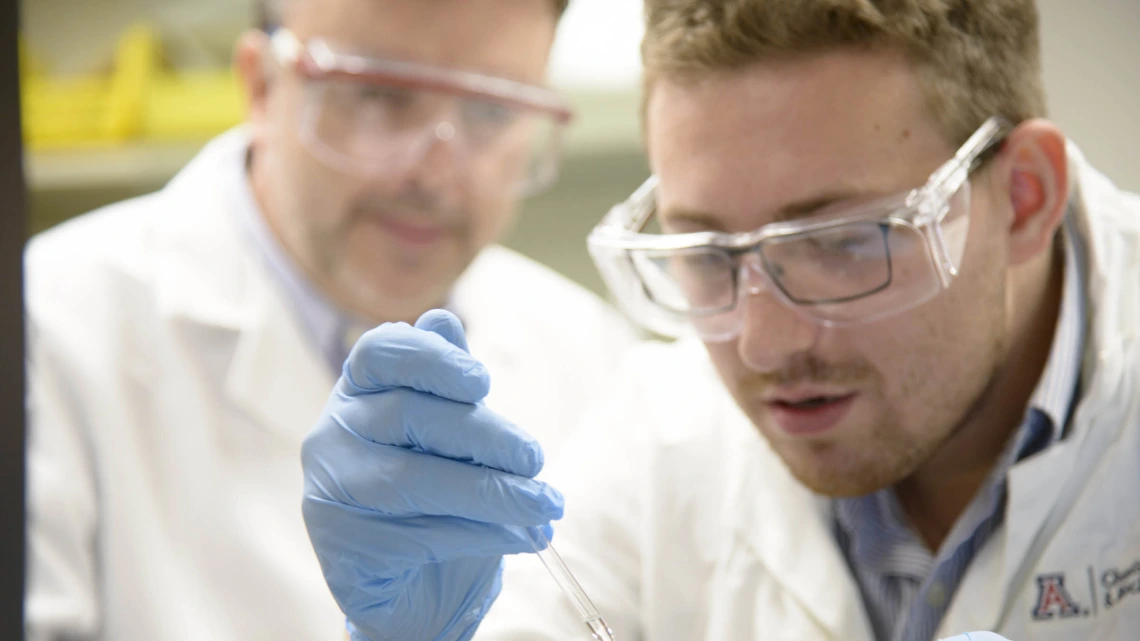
389;120;468;197
734;260;822;372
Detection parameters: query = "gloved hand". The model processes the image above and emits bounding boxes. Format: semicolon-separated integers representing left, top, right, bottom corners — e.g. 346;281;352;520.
301;309;564;641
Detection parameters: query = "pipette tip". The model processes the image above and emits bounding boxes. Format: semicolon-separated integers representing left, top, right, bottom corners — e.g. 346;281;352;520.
586;616;616;641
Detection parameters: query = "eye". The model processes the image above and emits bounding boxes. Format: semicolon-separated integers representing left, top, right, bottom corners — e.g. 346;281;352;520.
353;84;414;110
462;100;519;135
813;225;888;259
683;252;726;277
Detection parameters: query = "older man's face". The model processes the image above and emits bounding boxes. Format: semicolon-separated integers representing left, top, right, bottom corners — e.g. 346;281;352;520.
251;0;558;323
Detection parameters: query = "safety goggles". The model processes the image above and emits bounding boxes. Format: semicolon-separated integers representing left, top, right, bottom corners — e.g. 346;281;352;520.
587;117;1011;341
268;29;574;196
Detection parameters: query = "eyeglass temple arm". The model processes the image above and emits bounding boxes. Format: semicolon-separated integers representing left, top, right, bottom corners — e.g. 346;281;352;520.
615;118;1011;234
614;175;660;232
962;117;1013;172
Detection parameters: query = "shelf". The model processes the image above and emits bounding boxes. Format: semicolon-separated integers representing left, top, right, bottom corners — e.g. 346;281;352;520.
25;88;644;193
25;141;203;191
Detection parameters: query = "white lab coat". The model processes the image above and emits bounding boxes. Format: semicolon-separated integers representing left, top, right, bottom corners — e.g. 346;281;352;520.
479;145;1140;641
23;130;637;641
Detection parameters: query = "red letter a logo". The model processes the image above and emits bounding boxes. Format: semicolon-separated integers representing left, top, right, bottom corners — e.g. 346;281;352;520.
1032;573;1082;620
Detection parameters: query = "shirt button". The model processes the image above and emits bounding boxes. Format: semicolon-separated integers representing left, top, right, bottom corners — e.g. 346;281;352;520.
927;581;948;609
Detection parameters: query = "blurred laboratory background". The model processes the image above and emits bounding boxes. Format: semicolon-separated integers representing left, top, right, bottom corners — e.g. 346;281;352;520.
19;0;1140;297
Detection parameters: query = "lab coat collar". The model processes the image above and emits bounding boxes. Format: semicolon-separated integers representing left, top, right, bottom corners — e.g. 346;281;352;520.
991;142;1140;628
153;129;257;331
154;128;335;445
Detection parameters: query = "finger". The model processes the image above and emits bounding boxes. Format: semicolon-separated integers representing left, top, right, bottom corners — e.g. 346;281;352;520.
326;388;544;477
342;322;489;403
304;443;563;525
303;497;551;574
415;309;470;354
522;524;557;553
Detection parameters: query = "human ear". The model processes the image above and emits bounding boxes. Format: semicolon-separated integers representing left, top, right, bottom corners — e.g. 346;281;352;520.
233;30;274;131
989;119;1069;266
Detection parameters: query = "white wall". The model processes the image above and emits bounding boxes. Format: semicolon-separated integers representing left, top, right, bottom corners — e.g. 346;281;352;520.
1038;0;1140;192
548;0;643;90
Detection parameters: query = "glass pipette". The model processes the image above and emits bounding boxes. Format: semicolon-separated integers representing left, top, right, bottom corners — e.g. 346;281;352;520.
527;527;616;641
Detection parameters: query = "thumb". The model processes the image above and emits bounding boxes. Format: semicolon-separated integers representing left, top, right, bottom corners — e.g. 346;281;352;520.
415;309;471;353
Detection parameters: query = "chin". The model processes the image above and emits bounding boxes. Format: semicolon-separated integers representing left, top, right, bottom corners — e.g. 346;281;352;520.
335;273;443;323
772;440;905;499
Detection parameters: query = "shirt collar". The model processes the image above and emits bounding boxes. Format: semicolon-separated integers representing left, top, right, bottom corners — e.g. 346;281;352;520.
1024;215;1087;443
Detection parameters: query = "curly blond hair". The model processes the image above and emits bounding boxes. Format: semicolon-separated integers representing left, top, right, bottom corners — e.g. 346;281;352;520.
642;0;1047;146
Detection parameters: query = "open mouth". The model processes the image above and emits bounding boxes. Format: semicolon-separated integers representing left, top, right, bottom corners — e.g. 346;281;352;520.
773;395;851;410
375;217;449;245
766;393;858;436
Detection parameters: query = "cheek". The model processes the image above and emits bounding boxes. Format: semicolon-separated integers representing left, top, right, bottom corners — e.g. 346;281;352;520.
860;257;1007;431
262;91;355;227
850;311;941;403
284;148;361;227
469;196;519;244
870;186;1010;400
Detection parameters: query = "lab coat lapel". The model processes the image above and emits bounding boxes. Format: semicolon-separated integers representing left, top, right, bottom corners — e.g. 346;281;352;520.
989;144;1139;628
154;129;336;446
998;434;1084;615
721;411;874;641
222;282;335;445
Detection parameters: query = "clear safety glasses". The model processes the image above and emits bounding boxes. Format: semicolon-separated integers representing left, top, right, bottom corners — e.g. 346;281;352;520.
588;117;1011;341
268;29;574;196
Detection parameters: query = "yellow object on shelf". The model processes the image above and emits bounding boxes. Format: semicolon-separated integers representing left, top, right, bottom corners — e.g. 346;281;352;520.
21;22;244;152
142;70;244;142
21;74;113;150
100;23;159;140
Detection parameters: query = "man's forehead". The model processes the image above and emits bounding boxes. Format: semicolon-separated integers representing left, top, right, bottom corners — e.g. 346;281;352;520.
285;0;556;81
645;51;954;233
660;189;876;232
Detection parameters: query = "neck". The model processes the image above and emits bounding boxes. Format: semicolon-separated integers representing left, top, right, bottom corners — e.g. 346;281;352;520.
247;144;296;281
247;147;446;327
895;237;1065;552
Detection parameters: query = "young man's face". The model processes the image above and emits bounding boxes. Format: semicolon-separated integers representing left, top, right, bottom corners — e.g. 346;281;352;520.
249;0;557;323
646;50;1016;497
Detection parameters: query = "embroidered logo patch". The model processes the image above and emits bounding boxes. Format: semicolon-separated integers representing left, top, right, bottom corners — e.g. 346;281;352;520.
1031;573;1083;620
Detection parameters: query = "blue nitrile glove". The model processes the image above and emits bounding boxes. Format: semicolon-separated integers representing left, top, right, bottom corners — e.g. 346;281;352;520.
939;634;1011;641
301;309;564;641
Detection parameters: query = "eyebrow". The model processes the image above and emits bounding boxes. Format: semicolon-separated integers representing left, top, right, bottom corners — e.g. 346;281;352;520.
661;190;866;232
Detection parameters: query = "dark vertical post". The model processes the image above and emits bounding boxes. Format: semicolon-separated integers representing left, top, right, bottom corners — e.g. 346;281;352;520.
0;0;28;633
